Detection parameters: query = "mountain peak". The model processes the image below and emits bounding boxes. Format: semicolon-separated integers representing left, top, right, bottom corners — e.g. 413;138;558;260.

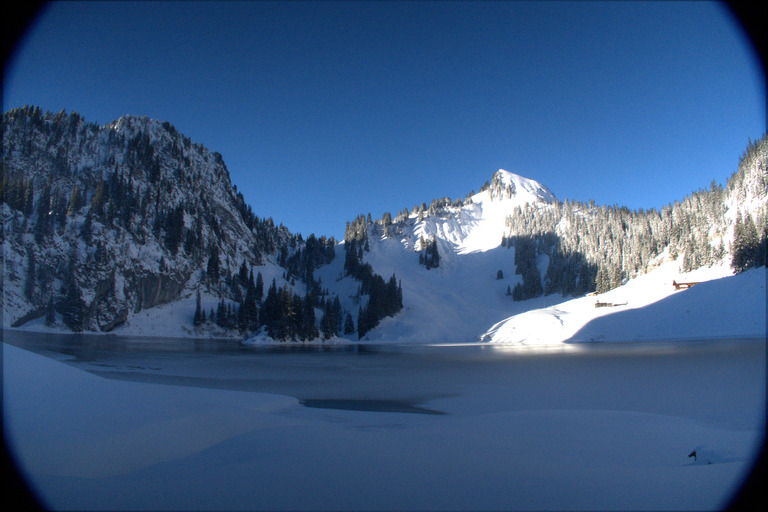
487;169;556;204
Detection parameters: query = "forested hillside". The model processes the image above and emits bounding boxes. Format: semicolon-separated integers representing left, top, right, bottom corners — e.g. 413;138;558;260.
1;107;312;334
1;107;406;340
2;106;765;341
357;137;766;303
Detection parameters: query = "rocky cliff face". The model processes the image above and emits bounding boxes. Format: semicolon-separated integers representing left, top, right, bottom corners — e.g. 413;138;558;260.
1;106;295;331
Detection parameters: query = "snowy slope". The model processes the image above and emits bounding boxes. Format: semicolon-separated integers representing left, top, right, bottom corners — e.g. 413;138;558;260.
310;166;766;346
312;170;561;343
481;262;767;348
411;169;555;254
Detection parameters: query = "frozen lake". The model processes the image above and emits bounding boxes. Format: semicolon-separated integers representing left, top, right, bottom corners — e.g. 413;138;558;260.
3;331;766;510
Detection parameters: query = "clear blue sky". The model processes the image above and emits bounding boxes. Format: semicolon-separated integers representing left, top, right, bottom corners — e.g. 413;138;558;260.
3;1;765;240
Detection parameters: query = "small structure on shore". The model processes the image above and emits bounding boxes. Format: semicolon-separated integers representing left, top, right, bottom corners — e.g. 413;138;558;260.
595;300;628;308
673;280;699;290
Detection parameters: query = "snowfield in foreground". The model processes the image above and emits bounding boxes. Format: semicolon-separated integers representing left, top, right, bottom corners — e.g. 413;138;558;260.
3;337;765;510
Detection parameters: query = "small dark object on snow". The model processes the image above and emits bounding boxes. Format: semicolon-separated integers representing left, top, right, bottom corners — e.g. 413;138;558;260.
673;280;700;290
688;450;697;461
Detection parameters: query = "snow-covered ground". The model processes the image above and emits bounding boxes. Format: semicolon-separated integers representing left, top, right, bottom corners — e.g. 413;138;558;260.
3;336;765;510
11;249;766;349
482;263;767;348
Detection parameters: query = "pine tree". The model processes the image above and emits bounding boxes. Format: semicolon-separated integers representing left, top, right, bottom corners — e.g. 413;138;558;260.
238;260;248;286
207;245;220;283
242;278;259;331
193;289;202;326
731;213;764;272
45;297;56;326
61;277;84;332
255;271;264;301
301;292;318;340
263;280;280;338
732;211;752;273
321;298;335;339
357;305;368;339
421;237;440;269
216;300;227;327
66;185;83;216
344;312;355;335
22;180;34;216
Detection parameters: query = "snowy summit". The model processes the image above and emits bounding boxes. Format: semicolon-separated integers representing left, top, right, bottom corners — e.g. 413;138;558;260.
483;169;557;204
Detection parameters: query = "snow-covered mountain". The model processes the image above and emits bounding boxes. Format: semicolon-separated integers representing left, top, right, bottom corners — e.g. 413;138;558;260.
412;169;555;255
2;107;766;344
308;141;766;344
307;169;558;343
2;107;307;332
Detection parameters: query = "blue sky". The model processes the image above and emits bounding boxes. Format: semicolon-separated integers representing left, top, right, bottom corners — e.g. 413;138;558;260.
3;1;765;239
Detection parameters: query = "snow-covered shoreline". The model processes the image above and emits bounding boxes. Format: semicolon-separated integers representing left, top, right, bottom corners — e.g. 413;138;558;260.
6;260;766;350
482;263;766;347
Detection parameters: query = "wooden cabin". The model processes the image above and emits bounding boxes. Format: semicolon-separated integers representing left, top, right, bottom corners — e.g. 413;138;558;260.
672;280;699;290
595;300;628;308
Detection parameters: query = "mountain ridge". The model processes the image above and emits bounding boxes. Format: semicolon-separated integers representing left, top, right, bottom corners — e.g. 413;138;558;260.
2;106;766;342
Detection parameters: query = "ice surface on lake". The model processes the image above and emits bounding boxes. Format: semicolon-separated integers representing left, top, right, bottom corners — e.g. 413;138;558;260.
3;336;765;510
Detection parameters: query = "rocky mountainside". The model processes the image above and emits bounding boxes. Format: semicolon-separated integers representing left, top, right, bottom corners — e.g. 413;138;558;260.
2;107;308;331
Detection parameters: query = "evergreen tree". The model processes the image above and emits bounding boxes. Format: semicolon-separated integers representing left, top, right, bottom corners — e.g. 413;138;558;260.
255;271;264;301
262;280;280;338
420;237;440;269
344;312;355;335
320;298;335;339
301;292;318;340
512;237;543;300
238;260;248;286
61;276;84;332
45;297;56;326
216;300;227;327
344;239;360;277
757;218;768;268
242;278;259;331
66;185;83;216
733;212;761;272
357;305;367;339
206;245;220;283
193;289;202;326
